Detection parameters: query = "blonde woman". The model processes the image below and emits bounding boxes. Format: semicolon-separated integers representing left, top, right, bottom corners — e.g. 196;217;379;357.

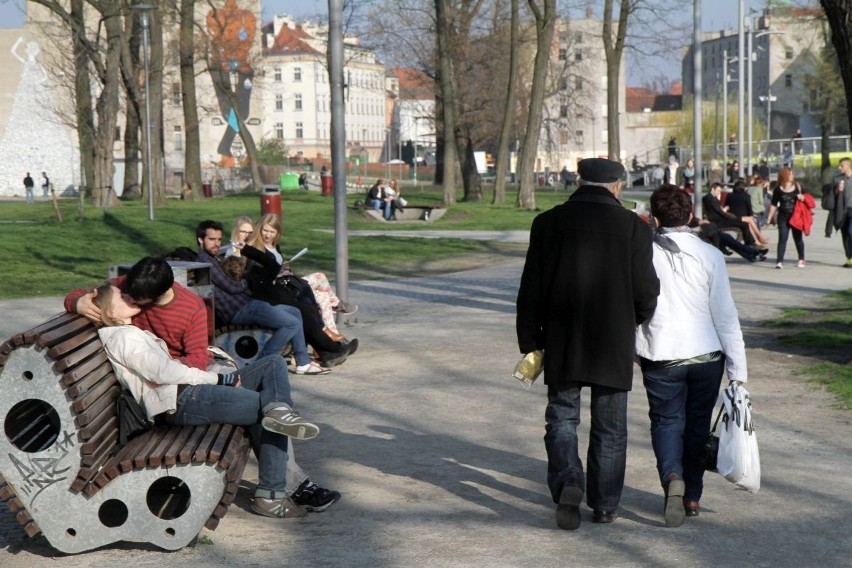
221;215;254;257
245;214;357;366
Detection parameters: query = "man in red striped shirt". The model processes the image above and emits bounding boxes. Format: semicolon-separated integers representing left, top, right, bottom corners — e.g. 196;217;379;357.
65;257;209;370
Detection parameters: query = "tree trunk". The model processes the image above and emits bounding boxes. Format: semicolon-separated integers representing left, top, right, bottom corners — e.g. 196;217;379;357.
147;8;166;205
123;97;141;197
434;0;458;205
121;11;141;199
820;1;852;137
602;0;630;161
516;0;556;209
458;128;483;201
70;0;95;200
493;0;519;205
93;8;123;205
180;0;202;199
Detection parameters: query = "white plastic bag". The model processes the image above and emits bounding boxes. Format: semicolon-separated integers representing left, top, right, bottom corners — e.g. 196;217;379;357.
715;383;761;493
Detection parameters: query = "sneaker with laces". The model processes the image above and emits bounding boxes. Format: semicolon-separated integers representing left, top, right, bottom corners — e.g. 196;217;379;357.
295;361;331;375
291;480;341;512
251;496;307;518
797;259;806;268
262;406;320;440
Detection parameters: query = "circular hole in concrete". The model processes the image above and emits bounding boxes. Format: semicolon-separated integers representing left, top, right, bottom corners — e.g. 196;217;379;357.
22;371;33;381
66;528;76;537
98;499;129;528
146;477;191;520
165;527;176;537
4;399;61;452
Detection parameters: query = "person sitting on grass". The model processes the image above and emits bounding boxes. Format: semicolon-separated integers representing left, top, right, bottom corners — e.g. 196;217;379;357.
92;283;319;519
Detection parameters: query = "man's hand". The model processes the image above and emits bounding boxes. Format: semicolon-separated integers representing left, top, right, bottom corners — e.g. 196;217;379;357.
76;291;102;322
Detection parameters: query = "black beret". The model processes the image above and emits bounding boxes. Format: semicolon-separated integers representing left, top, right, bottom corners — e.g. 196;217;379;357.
577;158;625;184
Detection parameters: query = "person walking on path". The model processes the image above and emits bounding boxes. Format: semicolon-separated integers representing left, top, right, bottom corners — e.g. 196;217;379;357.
516;157;660;530
23;172;34;203
41;171;50;200
834;158;852;267
637;186;748;527
767;167;807;269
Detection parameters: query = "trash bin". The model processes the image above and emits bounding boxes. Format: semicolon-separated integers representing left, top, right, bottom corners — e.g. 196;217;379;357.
321;172;333;196
202;182;212;198
260;186;281;218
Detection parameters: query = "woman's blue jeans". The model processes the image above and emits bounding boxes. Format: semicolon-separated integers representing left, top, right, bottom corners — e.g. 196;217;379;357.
232;300;311;366
642;358;724;501
544;383;628;512
368;198;392;219
168;355;293;494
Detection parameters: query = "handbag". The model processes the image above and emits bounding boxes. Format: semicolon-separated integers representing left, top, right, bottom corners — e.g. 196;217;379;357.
116;389;151;446
715;382;761;493
703;405;724;472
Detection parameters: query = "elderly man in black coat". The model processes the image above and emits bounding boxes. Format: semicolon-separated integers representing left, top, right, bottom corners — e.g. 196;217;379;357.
516;158;659;530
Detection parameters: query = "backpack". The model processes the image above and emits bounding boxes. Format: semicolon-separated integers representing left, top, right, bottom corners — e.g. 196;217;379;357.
116;389;150;446
167;246;198;262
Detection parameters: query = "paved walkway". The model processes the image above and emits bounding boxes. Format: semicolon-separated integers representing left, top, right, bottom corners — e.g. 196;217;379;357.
1;211;851;566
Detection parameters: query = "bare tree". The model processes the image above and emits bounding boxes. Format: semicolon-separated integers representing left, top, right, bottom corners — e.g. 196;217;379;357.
819;1;852;138
516;0;556;209
492;0;519;204
179;0;203;199
602;0;630;161
434;0;459;204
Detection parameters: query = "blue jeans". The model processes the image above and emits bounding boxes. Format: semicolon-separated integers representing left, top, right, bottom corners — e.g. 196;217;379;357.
642;358;724;502
776;212;804;263
368;198;392;220
167;355;293;494
544;383;628;512
232;300;310;366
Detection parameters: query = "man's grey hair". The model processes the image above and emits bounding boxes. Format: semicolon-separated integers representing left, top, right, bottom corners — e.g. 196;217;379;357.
577;178;622;192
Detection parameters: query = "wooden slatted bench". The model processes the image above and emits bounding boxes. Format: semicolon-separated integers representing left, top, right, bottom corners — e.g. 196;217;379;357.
0;312;251;554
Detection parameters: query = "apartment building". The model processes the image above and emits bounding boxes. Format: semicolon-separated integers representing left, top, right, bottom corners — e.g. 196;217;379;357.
681;7;825;140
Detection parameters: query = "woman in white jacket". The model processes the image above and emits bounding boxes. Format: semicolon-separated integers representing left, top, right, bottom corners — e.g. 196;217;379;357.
636;186;748;527
93;283;319;518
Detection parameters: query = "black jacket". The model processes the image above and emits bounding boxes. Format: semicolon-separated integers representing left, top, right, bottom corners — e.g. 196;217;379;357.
516;186;659;390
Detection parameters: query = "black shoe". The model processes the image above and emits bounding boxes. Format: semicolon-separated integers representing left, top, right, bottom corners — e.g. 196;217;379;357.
555;485;583;530
344;337;359;356
592;510;618;524
291;480;341;512
319;349;348;367
720;247;734;256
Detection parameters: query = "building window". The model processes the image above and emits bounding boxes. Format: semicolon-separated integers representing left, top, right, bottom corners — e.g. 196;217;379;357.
575;51;583;62
114;126;121;142
275;122;284;139
294;67;302;81
275;94;283;111
785;47;794;59
559;78;568;90
173;126;183;151
560;129;569;145
575;77;583;91
574;32;583;44
274;67;282;82
575;130;584;145
558;48;567;61
295;93;303;111
171;83;181;105
296;122;303;139
560;105;568;118
785;73;793;88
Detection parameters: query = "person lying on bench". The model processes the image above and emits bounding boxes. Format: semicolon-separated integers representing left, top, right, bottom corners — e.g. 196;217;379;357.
92;283;319;519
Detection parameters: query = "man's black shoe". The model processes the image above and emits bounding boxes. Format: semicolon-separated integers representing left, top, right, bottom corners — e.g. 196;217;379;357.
319;349;348;367
291;480;341;512
592;510;618;523
555;485;583;530
721;247;734;256
344;338;359;356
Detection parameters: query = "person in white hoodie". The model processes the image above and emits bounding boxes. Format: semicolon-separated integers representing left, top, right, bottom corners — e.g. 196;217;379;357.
636;186;748;527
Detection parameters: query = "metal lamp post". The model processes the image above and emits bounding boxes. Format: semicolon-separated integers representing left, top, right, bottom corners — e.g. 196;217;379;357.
132;4;155;221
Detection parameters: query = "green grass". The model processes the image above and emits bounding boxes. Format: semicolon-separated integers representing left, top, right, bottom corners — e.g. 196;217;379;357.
763;290;852;408
0;188;569;299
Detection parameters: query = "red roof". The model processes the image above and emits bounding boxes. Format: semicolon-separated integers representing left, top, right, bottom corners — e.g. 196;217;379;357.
262;22;320;55
392;68;434;100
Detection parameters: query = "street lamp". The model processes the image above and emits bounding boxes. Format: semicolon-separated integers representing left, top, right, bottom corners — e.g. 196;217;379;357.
759;91;777;150
131;4;154;221
748;26;784;174
722;51;739;176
